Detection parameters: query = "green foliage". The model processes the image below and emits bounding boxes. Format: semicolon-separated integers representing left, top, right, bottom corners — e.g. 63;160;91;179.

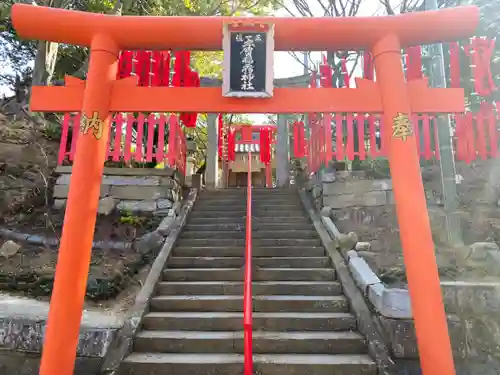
41;121;63;140
119;210;146;226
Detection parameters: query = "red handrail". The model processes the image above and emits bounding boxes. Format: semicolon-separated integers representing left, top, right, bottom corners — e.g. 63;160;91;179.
244;150;253;375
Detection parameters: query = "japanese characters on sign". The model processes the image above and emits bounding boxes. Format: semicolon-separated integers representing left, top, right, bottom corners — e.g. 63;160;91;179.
392;113;413;141
222;22;274;98
236;32;261;91
80;112;104;140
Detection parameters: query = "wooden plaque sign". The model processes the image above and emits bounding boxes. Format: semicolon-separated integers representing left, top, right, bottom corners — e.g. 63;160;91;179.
222;22;274;98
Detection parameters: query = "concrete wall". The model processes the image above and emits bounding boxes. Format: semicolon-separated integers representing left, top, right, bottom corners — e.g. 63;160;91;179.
53;166;182;214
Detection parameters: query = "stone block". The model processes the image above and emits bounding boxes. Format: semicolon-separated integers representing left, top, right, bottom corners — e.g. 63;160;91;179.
367;283;384;308
320;170;336;183
172;201;181;216
312;185;322;198
97;197;118;215
346;250;359;259
323;179;392;196
323;190;387;209
355;242;371;251
157;199;173;210
321;217;342;239
357;251;379;273
320;206;331;217
117;200;157;213
348;257;381;294
52;199;66;210
102;175;162;186
110;186;171;200
52;184;70;197
440;281;500;315
378;288;412;319
136;231;165;254
55;174;71;185
53;184;110;198
158;217;175;236
0;241;21;258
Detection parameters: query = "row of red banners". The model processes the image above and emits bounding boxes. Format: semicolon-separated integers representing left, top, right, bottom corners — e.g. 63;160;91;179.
117;50;200;127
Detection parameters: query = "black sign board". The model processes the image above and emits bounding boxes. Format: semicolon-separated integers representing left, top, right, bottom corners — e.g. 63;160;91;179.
223;24;274;98
229;32;267;93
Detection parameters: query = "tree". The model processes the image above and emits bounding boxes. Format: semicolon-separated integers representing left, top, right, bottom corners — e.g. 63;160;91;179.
279;0;364;87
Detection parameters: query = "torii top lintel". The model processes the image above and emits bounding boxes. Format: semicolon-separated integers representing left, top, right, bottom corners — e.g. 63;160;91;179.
12;4;478;51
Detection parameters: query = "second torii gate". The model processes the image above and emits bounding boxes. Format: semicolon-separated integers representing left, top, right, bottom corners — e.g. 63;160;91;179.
11;4;479;375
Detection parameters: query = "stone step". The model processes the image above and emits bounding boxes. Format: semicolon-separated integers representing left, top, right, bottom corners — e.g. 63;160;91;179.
176;239;322;247
195;199;301;206
142;312;356;331
189;210;305;218
187;217;310;225
121;353;377;375
156;281;342;296
150;295;349;313
193;204;303;211
134;330;367;354
172;246;325;257
179;230;317;239
163;268;336;282
168;257;330;269
201;189;296;195
184;223;314;231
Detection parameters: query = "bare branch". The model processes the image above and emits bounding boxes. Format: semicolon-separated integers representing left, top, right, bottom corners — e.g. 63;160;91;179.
379;0;395;15
287;51;317;74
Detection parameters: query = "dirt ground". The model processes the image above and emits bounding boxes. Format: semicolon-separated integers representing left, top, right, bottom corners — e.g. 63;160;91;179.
0;112;163;304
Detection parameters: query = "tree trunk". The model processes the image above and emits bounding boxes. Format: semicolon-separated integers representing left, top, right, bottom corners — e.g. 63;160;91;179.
31;0;65;86
32;40;59;86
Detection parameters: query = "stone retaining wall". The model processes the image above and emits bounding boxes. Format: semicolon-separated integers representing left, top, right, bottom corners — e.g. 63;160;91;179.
307;168;392;211
0;295;122;375
321;215;500;375
53;166;183;214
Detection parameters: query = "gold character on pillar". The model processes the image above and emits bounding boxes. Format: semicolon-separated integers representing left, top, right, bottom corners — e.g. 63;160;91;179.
392;113;413;141
80;112;104;140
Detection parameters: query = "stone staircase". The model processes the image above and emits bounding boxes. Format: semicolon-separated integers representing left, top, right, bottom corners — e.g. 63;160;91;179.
120;188;376;375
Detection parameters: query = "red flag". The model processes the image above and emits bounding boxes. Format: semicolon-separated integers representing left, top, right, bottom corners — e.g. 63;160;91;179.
406;46;422;81
161;51;171;86
465;37;497;96
449;42;461;88
260;127;271;164
341;56;349;88
218;114;224;159
135;50;152;87
228;129;236;161
151;51;164;87
363;51;374;80
117;50;133;79
319;54;333;88
293;121;306;158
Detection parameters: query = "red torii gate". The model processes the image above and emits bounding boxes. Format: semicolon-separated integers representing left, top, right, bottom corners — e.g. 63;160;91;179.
11;4;478;375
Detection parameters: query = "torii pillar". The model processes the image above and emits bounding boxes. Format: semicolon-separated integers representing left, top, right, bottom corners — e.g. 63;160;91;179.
40;34;119;375
372;34;455;374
